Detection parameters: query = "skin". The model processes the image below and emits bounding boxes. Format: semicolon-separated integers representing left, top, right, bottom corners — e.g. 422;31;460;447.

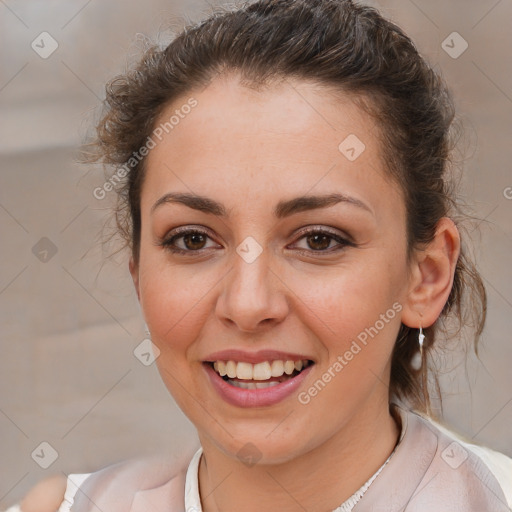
128;73;460;512
18;73;460;512
18;474;67;512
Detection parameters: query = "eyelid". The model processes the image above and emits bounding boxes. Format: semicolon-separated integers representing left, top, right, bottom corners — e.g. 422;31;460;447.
157;225;221;252
158;224;355;255
287;226;355;255
291;224;354;244
163;225;214;238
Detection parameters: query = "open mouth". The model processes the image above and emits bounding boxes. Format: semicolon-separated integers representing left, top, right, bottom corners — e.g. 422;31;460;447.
204;359;314;390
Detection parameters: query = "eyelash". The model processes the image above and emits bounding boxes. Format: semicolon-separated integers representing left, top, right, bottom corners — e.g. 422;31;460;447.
158;226;355;256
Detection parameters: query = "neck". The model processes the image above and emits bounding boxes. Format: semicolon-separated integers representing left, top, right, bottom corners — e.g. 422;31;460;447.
198;398;401;512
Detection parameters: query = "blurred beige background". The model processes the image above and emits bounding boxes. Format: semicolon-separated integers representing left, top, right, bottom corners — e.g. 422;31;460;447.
0;0;511;507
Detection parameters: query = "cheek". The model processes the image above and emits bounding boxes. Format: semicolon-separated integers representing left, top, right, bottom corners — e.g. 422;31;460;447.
138;257;215;356
292;266;403;413
292;260;401;337
137;258;217;407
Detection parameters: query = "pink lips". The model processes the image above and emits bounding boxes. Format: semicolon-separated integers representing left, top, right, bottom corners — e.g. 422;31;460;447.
202;360;314;408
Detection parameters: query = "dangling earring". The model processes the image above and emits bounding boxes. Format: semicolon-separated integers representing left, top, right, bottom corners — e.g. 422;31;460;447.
411;326;425;371
144;323;151;339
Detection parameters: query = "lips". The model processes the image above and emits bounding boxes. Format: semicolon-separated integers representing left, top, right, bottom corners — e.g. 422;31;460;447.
201;349;315;407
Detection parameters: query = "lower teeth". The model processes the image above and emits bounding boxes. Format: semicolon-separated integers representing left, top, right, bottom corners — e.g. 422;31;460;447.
227;380;281;389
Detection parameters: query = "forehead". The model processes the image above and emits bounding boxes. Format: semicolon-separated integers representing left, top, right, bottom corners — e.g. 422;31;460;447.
141;73;403;218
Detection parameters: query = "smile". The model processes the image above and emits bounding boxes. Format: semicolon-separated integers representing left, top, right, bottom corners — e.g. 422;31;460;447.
203;359;315;407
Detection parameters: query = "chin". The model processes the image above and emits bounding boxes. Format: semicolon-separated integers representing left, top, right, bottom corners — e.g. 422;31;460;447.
204;425;315;467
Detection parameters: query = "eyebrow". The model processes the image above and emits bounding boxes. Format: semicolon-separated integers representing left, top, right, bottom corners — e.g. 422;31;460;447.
150;192;373;218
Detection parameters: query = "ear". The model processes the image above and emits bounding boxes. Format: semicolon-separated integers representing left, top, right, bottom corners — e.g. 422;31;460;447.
129;256;141;302
401;217;460;329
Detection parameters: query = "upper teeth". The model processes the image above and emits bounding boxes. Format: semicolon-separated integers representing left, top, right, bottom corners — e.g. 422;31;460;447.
212;359;310;380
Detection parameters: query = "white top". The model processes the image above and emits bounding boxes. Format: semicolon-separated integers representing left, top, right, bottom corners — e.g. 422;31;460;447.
4;410;512;511
63;429;512;511
184;445;396;512
58;473;92;512
2;473;91;512
181;414;512;511
25;449;394;512
184;409;407;512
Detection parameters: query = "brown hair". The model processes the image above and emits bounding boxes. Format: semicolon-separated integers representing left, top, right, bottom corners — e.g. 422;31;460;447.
85;0;486;416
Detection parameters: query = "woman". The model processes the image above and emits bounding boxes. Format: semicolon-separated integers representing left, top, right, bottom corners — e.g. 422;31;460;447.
8;0;512;510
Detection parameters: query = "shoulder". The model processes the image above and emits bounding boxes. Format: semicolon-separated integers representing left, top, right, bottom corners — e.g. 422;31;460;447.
11;475;68;512
60;448;198;512
423;412;512;507
413;408;512;510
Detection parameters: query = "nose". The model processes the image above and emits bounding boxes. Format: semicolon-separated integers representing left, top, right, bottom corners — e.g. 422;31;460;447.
215;247;289;333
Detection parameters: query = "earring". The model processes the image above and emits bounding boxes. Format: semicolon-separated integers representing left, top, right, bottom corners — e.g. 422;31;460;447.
144;323;151;339
410;326;425;371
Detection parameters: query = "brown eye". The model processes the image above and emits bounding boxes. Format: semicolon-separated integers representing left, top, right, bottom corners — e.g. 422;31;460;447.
306;232;332;251
290;227;354;255
160;228;219;254
182;232;207;250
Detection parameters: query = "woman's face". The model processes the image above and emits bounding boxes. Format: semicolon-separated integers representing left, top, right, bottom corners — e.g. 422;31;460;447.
132;74;413;463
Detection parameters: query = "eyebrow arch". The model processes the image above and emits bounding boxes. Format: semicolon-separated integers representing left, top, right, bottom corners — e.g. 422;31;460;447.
151;192;373;218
